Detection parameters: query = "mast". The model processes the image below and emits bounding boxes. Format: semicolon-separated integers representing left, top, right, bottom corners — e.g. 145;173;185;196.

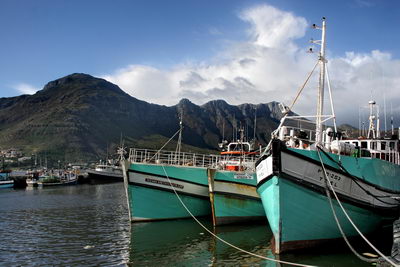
222;120;225;141
367;100;377;139
391;103;394;135
253;106;257;142
315;17;327;144
176;108;183;159
384;93;387;135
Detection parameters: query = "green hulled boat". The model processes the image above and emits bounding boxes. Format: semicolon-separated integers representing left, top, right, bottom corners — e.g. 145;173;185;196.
208;169;265;226
0;171;13;189
121;140;266;224
208;135;265;226
256;18;400;254
256;139;400;253
122;148;220;222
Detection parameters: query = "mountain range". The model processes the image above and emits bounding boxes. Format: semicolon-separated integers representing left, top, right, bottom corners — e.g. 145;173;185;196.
0;73;352;164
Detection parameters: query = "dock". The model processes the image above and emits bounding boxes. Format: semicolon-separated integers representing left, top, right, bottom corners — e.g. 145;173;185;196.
378;219;400;266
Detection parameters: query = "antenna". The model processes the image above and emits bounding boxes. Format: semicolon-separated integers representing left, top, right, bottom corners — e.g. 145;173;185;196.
358;106;361;137
222;120;225;141
233;115;236;141
253;106;257;142
384;93;387;136
391;102;394;135
175;107;184;163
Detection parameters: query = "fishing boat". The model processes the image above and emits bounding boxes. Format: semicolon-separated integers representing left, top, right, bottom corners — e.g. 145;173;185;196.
121;115;227;222
37;170;78;187
0;170;13;189
255;18;400;254
88;147;124;182
26;175;39;187
87;163;123;181
208;129;265;226
121;145;221;222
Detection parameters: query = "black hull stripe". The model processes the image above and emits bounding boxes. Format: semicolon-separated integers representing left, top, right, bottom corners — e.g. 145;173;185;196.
128;181;209;200
214;179;257;188
283;147;400;194
256;173;275;189
213;190;260;201
128;169;207;187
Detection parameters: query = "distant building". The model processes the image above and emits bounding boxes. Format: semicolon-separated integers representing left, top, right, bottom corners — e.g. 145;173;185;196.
18;156;31;162
1;148;23;158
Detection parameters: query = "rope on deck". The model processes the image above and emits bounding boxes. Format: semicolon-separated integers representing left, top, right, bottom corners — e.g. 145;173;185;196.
317;148;400;206
316;146;399;266
160;165;316;267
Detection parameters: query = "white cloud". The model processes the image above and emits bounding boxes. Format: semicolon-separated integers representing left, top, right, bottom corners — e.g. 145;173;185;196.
239;5;307;50
13;83;39;95
102;3;400;127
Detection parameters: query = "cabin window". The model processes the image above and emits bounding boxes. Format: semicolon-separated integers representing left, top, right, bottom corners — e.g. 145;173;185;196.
381;142;386;151
345;142;349;144
371;142;377;150
390;142;395;149
361;141;367;149
352;142;358;146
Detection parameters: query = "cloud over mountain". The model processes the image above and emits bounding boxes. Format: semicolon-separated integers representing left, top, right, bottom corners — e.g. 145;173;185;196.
103;3;400;127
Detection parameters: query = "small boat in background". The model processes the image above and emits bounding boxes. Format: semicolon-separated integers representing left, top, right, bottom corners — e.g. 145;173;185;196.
87;163;123;182
26;176;39;187
88;149;124;182
0;170;13;189
37;170;78;187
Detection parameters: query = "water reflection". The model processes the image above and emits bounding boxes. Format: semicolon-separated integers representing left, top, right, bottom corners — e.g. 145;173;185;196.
128;219;279;266
0;183;380;266
128;218;374;267
0;183;130;266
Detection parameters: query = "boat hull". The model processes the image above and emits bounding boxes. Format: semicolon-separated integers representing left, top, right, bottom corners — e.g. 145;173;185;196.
38;178;78;187
125;163;211;222
256;140;400;254
87;170;123;181
209;170;265;226
26;180;38;187
0;180;14;189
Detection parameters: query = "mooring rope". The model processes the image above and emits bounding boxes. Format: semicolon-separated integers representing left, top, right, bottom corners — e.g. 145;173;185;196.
160;165;316;267
316;146;399;266
261;61;319;157
318;148;400;205
148;128;182;163
288;60;319;112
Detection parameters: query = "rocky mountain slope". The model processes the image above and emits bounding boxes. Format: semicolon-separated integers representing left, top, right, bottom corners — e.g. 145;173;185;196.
0;73;295;163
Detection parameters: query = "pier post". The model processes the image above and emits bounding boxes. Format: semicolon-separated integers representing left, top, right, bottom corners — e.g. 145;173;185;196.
377;219;400;266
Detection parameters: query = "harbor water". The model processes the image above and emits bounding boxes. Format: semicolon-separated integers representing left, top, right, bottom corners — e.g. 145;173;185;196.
0;183;385;266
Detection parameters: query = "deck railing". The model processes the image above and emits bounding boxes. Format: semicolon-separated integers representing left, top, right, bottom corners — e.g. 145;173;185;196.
128;148;258;169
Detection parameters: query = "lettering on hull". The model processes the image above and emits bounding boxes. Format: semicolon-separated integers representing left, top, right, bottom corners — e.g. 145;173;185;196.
233;173;253;180
145;178;184;189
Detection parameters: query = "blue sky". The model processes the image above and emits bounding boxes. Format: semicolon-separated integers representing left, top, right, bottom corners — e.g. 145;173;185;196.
0;0;399;127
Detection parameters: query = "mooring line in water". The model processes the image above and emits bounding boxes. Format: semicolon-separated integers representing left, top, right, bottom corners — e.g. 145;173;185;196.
316;147;398;266
160;165;316;267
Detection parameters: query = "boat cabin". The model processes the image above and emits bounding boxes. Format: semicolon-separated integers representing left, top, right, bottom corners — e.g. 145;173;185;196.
342;137;400;164
220;141;253;155
276;125;400;165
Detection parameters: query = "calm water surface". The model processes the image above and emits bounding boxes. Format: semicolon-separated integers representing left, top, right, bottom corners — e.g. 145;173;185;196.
0;183;382;266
